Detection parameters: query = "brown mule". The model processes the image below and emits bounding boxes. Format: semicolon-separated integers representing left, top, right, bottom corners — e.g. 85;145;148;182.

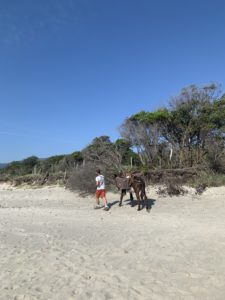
114;172;148;211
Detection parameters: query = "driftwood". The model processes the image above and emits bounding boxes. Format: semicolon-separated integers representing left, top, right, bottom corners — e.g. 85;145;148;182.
145;168;198;184
40;172;49;185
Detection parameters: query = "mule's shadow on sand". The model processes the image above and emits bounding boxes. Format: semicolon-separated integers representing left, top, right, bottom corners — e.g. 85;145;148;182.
108;198;156;212
124;198;156;212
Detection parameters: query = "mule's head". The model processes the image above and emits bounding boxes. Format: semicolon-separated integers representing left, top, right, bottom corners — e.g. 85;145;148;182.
125;172;131;179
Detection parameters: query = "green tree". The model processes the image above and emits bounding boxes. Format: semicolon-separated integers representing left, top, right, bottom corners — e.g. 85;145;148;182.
120;83;225;169
120;109;170;167
21;156;39;174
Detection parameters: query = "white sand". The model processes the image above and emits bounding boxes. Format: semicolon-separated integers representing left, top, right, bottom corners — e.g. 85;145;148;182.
0;183;225;300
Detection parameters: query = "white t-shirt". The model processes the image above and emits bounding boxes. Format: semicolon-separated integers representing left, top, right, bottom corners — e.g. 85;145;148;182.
96;174;105;190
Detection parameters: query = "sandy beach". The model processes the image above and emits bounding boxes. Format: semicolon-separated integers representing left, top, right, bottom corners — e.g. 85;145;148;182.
0;183;225;300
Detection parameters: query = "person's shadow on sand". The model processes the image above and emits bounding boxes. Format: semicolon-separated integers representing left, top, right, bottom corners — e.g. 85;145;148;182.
108;200;120;210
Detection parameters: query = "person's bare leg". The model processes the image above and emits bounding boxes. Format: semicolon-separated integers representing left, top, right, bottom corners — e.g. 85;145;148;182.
102;196;109;210
96;196;100;205
102;196;108;206
94;195;101;209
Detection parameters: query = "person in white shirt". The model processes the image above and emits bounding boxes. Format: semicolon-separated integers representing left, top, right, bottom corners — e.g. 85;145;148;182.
95;169;109;211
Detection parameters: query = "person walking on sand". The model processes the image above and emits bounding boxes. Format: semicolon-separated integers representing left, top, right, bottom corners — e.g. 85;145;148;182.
95;169;109;211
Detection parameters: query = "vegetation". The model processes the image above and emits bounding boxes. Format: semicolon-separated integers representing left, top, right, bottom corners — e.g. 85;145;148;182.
1;83;225;194
120;83;225;170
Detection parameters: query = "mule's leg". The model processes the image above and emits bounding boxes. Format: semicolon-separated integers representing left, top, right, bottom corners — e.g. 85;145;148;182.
119;190;125;206
119;192;123;206
141;191;145;209
141;189;148;209
144;189;148;210
130;191;134;207
135;191;141;211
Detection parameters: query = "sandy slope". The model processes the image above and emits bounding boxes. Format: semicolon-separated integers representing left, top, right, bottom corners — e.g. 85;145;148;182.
0;183;225;300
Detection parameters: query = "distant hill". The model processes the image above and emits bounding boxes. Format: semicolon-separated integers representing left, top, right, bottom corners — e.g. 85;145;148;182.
0;163;8;169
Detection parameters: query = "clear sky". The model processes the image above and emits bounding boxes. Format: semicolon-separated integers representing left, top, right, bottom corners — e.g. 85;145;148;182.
1;0;225;162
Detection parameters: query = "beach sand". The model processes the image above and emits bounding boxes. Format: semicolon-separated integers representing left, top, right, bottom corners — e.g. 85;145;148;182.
0;183;225;300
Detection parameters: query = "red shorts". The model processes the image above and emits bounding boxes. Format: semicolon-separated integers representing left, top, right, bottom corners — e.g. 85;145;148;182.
96;189;106;198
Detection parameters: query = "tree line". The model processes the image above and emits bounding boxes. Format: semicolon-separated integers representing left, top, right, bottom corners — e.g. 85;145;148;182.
1;83;225;188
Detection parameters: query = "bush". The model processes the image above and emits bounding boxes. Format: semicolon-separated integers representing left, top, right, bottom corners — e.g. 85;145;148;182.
11;174;43;186
66;163;115;196
193;170;225;188
157;180;187;196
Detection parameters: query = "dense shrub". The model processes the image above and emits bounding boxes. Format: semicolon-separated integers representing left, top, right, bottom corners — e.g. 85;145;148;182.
157;180;187;196
66;163;115;196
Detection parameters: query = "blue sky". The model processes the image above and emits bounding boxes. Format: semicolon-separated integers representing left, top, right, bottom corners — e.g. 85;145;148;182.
1;0;225;162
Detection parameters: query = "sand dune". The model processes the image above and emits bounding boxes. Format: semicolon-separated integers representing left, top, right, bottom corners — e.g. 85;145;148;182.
0;183;225;300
